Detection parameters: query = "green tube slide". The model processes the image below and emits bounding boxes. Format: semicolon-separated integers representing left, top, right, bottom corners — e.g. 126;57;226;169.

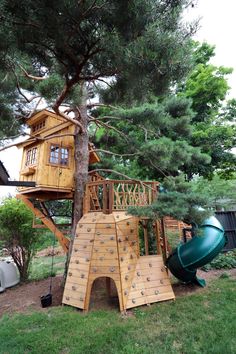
166;216;227;287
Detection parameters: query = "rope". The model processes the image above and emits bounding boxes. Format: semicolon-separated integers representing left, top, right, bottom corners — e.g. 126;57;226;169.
48;142;63;295
49;232;56;294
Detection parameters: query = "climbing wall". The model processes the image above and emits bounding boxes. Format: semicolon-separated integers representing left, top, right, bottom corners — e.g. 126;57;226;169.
62;212;175;311
125;256;175;308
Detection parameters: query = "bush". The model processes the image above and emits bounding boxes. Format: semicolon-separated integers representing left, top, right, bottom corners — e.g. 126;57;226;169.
0;198;39;281
202;250;236;271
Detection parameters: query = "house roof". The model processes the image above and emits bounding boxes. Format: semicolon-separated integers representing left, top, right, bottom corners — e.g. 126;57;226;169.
0;160;10;185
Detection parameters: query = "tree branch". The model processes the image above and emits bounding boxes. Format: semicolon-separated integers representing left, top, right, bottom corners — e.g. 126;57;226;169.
87;103;118;110
18;64;47;81
93;149;140;157
88;169;158;191
89;115;129;141
53;108;84;133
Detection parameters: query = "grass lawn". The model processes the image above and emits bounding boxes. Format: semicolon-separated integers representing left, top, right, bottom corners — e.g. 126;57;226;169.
0;276;235;354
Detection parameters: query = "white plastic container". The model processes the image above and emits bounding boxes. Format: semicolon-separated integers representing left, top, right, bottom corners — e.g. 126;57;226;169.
0;261;20;293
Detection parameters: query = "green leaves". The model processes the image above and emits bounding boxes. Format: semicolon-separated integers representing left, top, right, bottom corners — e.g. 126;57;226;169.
0;198;39;280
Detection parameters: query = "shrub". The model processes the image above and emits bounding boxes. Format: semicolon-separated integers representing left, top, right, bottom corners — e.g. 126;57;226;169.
0;198;39;281
202;250;236;271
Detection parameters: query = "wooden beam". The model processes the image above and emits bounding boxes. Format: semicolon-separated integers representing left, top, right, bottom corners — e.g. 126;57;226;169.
5;181;36;187
16;194;70;253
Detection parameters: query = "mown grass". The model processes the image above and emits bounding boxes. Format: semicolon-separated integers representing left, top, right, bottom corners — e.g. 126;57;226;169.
0;276;235;354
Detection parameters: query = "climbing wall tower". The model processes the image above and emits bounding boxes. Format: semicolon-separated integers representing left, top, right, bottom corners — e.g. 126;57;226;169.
63;212;175;312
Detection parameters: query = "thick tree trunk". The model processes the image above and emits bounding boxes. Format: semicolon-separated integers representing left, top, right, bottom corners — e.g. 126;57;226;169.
72;84;89;236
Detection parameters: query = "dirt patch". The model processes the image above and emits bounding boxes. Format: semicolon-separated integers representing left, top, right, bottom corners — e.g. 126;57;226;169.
0;269;235;317
0;275;64;317
36;246;64;257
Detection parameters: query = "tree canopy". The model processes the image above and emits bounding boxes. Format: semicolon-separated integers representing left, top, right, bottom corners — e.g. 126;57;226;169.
0;1;235;227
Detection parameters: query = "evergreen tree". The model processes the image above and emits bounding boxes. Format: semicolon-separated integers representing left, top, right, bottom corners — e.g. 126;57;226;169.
0;0;198;231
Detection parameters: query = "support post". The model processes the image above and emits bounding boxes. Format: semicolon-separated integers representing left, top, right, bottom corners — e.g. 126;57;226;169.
16;194;70;252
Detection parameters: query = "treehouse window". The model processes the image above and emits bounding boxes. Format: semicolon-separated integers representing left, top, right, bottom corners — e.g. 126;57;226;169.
32;119;46;133
25;147;37;166
49;145;69;166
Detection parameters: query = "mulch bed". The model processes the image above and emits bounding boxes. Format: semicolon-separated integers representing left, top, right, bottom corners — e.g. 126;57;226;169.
1;269;235;317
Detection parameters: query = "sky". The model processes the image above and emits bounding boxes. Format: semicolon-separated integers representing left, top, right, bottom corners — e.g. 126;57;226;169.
187;0;236;98
0;0;236;199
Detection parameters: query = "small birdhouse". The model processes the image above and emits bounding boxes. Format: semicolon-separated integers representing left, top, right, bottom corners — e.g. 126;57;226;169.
17;110;99;199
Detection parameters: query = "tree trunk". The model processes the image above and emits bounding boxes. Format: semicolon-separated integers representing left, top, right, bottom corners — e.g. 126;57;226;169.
72;83;89;236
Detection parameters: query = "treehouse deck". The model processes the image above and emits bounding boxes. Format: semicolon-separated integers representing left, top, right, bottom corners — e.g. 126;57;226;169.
83;180;159;214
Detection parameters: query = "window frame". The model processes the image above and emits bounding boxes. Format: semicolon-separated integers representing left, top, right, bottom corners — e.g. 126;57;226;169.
48;144;70;168
25;147;38;167
31;119;46;134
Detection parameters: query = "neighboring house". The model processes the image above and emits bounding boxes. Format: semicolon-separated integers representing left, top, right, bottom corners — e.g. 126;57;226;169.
0;161;10;185
0;160;35;188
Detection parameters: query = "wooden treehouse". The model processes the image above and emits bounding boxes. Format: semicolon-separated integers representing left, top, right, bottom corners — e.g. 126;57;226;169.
17;109;99;200
16;110;175;311
16;109;100;252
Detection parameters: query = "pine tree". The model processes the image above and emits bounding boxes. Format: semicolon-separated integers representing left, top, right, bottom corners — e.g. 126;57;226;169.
0;0;197;231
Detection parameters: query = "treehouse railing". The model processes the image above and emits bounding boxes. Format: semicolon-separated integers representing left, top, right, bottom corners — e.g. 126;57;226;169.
83;180;159;214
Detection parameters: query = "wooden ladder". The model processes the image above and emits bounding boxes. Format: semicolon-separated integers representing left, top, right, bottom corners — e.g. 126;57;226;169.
90;186;101;210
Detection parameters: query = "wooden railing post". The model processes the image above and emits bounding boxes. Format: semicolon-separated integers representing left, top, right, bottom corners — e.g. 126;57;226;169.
108;181;114;214
102;181;108;214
